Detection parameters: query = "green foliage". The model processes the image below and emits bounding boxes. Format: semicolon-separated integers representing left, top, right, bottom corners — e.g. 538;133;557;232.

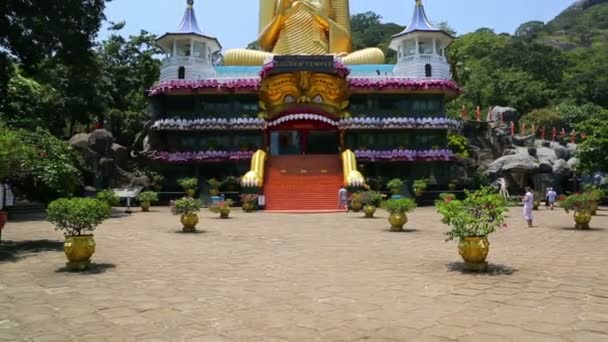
240;194;259;204
359;191;383;206
574;110;608;173
0;125;23;179
436;187;508;241
351;12;403;64
47;198;110;236
560;192;596;213
386;179;404;194
520;108;566;129
9;128;84;203
178;178;198;191
136;191;158;203
170;197;202;215
383;198;417;214
96;190;119;207
447;134;470;158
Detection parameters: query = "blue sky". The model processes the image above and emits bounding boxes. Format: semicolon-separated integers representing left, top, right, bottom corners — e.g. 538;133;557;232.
101;0;575;48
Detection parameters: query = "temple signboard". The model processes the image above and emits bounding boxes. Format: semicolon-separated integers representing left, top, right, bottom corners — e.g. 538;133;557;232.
269;55;335;75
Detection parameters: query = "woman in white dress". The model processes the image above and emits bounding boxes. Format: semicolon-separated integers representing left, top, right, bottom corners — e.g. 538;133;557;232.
522;187;534;227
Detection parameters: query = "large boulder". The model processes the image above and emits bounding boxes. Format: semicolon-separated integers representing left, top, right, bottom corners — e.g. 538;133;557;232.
536;147;558;164
491;106;519;123
552;159;571;175
88;129;113;155
487;154;540;175
513;134;536;147
111;144;129;169
567;157;580;169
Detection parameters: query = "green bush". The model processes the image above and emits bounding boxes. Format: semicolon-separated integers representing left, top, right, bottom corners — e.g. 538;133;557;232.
412;179;429;192
520;108;565;131
560;192;595;213
0;125;23;179
436;187;508;241
207;178;221;190
447;133;470;158
96;189;119;207
136;191;158;203
383;198;417;214
170;197;202;215
9;128;84;203
178;178;198;191
47;198;110;236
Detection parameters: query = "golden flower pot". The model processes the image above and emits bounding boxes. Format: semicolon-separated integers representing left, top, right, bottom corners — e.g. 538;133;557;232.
186;189;196;198
458;236;490;272
363;205;376;218
181;213;199;232
574;211;592;229
388;213;408;232
219;207;231;219
243;201;256;213
64;235;96;271
141;202;150;212
351;200;363;212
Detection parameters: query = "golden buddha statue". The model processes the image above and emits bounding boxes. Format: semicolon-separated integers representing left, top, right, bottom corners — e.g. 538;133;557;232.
223;0;385;66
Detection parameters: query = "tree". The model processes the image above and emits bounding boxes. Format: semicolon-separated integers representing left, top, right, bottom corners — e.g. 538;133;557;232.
515;21;545;40
575;110;608;174
437;22;457;37
98;29;162;146
562;47;608;108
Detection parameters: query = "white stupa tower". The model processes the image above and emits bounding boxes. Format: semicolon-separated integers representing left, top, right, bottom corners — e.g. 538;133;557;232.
389;0;453;79
155;0;222;82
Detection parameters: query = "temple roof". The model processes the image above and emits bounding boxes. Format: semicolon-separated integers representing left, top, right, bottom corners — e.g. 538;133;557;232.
156;0;222;52
393;0;452;39
175;0;204;35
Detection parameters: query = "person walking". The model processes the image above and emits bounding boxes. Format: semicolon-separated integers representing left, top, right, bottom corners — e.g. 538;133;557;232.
338;187;349;212
547;187;557;211
523;187;534;227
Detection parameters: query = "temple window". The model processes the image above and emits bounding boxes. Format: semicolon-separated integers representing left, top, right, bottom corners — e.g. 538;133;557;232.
178;66;186;79
419;38;433;54
405;40;416;56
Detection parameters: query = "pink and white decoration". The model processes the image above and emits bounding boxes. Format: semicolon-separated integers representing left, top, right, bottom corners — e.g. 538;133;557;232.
354;149;455;162
339;117;461;130
152;118;266;130
151;150;254;163
267;113;338;127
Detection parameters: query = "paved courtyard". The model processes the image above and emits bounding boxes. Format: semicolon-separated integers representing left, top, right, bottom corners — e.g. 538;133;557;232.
1;206;607;341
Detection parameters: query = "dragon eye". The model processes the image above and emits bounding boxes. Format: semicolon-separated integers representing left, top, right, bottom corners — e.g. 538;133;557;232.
284;94;296;104
312;94;324;103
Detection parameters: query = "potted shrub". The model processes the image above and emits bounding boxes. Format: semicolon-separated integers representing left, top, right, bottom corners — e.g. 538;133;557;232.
349;192;364;212
533;192;541;211
136;191;158;212
47;198;110;270
210;199;233;219
585;188;604;216
208;178;221;196
387;179;404;196
412;179;428;197
178;178;198;197
560;193;595;229
96;189;119;207
240;194;259;212
436;187;508;272
171;197;202;232
222;176;240;192
383;198;417;232
359;191;383;218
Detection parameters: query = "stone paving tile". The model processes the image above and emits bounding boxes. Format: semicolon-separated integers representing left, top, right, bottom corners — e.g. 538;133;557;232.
0;206;607;341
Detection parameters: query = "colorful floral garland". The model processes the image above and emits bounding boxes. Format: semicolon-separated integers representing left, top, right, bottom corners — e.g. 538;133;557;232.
339;117;461;130
152;118;266;131
148;78;459;96
354;149;455;162
151;150;254;163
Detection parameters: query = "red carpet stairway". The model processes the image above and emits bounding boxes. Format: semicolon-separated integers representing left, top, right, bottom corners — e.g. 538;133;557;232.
263;155;344;212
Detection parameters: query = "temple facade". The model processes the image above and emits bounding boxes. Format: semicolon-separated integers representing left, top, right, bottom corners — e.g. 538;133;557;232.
145;0;461;210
